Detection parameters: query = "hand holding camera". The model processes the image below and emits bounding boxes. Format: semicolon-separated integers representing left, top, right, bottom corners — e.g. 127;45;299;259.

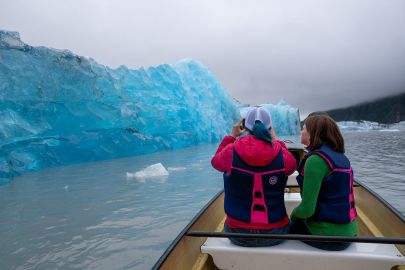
230;119;246;138
269;127;277;141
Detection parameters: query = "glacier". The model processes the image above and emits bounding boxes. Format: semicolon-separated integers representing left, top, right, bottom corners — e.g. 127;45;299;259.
240;100;301;136
337;120;405;132
0;30;300;183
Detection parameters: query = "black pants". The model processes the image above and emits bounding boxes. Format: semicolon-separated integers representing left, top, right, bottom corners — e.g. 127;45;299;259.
290;219;351;251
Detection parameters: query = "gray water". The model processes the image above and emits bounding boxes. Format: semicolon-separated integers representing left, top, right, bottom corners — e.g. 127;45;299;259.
344;130;405;216
0;131;404;270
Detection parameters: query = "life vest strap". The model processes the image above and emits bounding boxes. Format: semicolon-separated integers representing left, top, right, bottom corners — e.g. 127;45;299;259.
230;166;285;175
313;152;335;169
349;168;357;221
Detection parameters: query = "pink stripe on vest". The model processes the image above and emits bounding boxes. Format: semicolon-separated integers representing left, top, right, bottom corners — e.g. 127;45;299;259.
231;166;285;224
349;168;357;221
314;152;334;169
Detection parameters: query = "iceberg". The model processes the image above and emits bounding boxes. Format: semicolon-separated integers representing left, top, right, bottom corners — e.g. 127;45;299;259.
0;30;239;181
0;30;300;183
389;121;405;131
337;120;405;131
240;100;301;137
337;121;383;131
126;163;169;180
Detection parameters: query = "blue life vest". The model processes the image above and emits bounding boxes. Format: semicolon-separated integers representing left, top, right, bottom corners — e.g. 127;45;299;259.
223;149;288;224
296;144;357;224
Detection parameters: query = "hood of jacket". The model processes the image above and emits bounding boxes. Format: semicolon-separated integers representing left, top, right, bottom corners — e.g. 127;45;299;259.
233;135;281;167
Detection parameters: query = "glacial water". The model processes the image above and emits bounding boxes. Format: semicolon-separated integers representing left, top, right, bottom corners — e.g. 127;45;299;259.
343;130;405;215
0;131;404;270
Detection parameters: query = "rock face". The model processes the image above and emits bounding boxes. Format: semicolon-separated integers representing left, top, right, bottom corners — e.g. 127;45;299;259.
327;92;405;124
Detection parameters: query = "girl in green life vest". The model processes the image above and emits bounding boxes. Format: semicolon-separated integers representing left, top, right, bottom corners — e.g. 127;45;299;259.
290;114;358;251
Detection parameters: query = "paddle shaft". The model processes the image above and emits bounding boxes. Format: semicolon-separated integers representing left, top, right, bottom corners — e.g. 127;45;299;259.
188;231;405;245
285;183;361;188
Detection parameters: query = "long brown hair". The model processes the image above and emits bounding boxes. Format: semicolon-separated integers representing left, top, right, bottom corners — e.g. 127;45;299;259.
304;115;345;153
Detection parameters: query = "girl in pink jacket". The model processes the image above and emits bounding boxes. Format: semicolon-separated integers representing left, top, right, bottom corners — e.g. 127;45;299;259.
211;106;296;247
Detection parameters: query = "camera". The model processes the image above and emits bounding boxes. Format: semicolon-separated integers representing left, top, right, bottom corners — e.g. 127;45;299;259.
241;119;245;129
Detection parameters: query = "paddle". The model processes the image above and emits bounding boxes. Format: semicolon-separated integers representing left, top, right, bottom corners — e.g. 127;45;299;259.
187;231;405;245
285;183;361;188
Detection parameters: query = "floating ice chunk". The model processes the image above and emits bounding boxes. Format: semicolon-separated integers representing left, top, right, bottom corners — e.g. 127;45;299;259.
126;163;169;180
337;121;382;131
167;167;187;172
390;121;405;130
379;129;400;132
337;120;405;132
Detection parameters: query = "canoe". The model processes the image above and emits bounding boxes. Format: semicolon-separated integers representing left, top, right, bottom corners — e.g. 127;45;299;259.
152;147;405;270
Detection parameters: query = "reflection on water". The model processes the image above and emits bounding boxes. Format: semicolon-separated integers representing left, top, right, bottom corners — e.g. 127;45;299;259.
0;131;404;270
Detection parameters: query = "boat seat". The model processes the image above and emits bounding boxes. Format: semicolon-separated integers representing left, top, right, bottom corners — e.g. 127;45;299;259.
201;192;405;270
201;238;405;270
284;192;301;214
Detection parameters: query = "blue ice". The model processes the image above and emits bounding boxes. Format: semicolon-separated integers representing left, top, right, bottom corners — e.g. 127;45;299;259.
0;30;300;182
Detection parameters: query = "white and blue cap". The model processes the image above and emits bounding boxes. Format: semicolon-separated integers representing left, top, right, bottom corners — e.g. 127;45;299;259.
244;106;272;131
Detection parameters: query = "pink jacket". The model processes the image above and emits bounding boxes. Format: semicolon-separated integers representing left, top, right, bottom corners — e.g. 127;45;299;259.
211;135;296;175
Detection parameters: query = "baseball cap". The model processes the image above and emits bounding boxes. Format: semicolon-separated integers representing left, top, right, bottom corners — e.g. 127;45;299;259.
244;106;272;131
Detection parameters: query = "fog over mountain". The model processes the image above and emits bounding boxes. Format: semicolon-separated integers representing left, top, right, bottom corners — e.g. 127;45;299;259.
326;92;405;124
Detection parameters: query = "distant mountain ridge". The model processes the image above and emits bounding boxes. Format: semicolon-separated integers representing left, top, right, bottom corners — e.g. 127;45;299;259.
326;92;405;124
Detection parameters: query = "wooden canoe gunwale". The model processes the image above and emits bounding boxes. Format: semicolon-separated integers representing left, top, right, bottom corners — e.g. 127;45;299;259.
151;190;224;270
355;179;405;223
354;179;405;256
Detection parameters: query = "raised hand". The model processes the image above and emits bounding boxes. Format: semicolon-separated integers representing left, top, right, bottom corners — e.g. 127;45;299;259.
231;119;246;138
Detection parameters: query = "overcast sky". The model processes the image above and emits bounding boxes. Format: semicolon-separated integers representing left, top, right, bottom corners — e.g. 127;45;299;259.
1;0;405;117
